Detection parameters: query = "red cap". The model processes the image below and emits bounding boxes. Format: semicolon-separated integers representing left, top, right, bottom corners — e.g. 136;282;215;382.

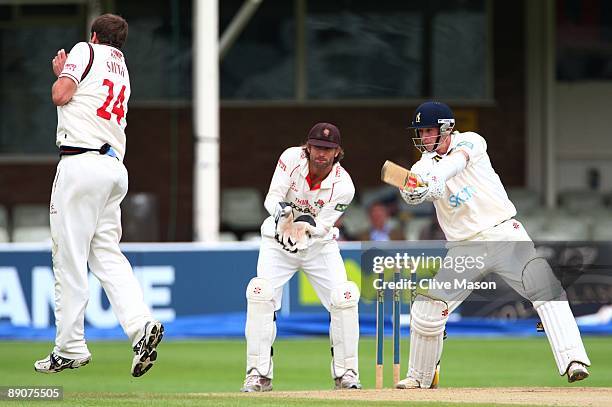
307;123;341;148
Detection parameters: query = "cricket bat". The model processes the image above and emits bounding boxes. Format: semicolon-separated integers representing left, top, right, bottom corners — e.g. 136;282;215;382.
380;160;425;190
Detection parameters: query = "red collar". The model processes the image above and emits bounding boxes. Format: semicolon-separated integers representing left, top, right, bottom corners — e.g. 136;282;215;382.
306;173;321;190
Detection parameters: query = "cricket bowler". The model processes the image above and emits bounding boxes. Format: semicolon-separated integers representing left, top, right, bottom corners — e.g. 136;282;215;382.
35;14;163;378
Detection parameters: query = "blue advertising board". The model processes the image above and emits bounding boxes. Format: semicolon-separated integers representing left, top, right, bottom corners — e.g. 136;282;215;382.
1;241;611;339
0;242;363;332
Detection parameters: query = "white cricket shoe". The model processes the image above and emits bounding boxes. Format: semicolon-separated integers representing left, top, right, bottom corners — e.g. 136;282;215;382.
396;365;440;389
395;376;421;389
334;370;362;389
567;362;589;383
34;352;91;374
241;375;273;392
131;321;164;377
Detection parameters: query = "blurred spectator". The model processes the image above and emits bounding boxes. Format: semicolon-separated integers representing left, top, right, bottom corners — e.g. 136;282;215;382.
359;201;404;241
419;213;446;240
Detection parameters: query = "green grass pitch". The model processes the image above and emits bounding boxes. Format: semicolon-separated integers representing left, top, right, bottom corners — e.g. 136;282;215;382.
0;336;610;406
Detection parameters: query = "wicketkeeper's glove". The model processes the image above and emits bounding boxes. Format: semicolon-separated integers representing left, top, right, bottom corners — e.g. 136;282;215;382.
274;203;295;250
290;215;316;251
274;212;316;253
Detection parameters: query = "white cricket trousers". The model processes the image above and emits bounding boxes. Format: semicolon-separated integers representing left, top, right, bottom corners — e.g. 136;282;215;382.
428;218;590;374
257;237;348;311
50;152;152;359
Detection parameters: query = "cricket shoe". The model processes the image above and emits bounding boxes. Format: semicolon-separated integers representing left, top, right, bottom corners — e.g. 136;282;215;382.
567;362;589;383
395;377;421;389
241;375;273;392
396;365;440;389
334;370;362;389
34;352;91;373
131;321;164;377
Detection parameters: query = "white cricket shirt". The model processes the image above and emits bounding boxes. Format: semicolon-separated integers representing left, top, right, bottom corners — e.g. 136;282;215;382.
411;131;516;241
56;42;131;160
262;147;355;241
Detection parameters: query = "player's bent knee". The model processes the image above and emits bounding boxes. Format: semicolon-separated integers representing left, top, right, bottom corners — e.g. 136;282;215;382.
330;281;360;309
522;257;565;303
411;295;448;336
246;277;274;303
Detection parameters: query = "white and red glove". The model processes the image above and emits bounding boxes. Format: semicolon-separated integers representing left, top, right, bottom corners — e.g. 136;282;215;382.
400;173;445;205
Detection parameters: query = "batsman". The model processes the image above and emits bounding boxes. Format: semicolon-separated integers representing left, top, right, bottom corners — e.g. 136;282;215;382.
241;123;361;392
395;101;590;389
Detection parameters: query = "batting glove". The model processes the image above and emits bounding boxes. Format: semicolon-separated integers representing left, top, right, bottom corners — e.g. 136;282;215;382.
422;174;445;201
399;174;445;205
400;186;429;205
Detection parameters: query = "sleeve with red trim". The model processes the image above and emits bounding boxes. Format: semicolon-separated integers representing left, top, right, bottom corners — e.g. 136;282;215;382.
59;42;91;85
263;147;301;216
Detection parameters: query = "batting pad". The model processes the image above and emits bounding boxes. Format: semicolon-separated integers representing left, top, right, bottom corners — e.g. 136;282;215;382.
534;300;591;375
245;277;276;378
329;281;360;379
408;295;448;388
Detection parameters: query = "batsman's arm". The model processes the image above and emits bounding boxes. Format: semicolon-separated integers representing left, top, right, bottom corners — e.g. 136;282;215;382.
429;151;468;182
451;132;488;164
263;148;296;216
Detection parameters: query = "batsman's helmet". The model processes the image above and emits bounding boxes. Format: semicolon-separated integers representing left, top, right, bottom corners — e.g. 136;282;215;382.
408;101;455;153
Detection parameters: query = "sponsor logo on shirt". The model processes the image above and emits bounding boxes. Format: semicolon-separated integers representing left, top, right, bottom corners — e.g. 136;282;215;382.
314;199;325;209
277;158;287;171
456;141;474;149
64;63;77;71
334;203;349;212
448;185;477;208
289;201;318;217
111;49;124;60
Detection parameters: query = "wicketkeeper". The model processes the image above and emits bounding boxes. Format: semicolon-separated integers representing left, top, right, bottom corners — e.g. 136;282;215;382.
241;123;361;392
396;101;590;389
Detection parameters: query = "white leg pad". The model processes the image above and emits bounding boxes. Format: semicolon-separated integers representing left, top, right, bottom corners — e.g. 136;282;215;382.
329;281;360;379
408;295;448;388
534;300;591;375
245;277;276;378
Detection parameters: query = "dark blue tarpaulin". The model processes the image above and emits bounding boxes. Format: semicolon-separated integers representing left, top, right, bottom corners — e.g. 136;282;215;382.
2;313;611;341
